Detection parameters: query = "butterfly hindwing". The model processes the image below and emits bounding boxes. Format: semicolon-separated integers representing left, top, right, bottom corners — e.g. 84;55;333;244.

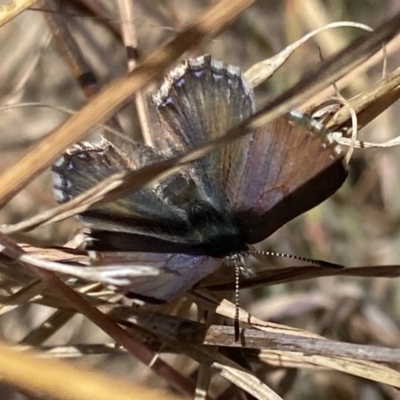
91;252;222;302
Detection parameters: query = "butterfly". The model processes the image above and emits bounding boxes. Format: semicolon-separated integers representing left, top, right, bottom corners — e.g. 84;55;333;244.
52;55;348;303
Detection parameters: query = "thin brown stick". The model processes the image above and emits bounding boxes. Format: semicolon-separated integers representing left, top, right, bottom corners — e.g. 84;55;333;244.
40;0;123;134
117;0;151;144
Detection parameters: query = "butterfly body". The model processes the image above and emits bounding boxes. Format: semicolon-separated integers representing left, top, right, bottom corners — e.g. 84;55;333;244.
53;55;347;302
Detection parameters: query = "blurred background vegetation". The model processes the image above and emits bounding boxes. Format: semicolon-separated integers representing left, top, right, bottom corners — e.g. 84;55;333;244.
0;1;399;399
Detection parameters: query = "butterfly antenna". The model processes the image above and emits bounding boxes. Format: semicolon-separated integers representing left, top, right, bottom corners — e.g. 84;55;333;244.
234;261;240;342
249;250;344;269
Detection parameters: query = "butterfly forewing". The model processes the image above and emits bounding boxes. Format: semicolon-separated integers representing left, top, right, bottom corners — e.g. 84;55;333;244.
153;55;256;212
53;140;194;243
230;111;347;243
153;55;255;152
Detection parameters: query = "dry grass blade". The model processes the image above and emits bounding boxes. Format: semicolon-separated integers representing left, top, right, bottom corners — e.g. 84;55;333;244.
117;0;152;143
40;0;123;136
15;343;119;358
245;21;373;88
0;235;158;285
20;309;75;346
0;339;183;400
202;326;400;364
0;0;37;27
0;279;43;316
326;65;400;131
18;283;101;347
40;0;100;97
211;362;283;400
205;265;400;291
255;348;400;387
287;353;400;388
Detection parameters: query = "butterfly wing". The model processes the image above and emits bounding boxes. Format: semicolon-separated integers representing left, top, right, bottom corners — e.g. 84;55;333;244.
153;55;254;153
91;252;222;302
152;55;255;213
52;140;197;244
228;111;348;244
